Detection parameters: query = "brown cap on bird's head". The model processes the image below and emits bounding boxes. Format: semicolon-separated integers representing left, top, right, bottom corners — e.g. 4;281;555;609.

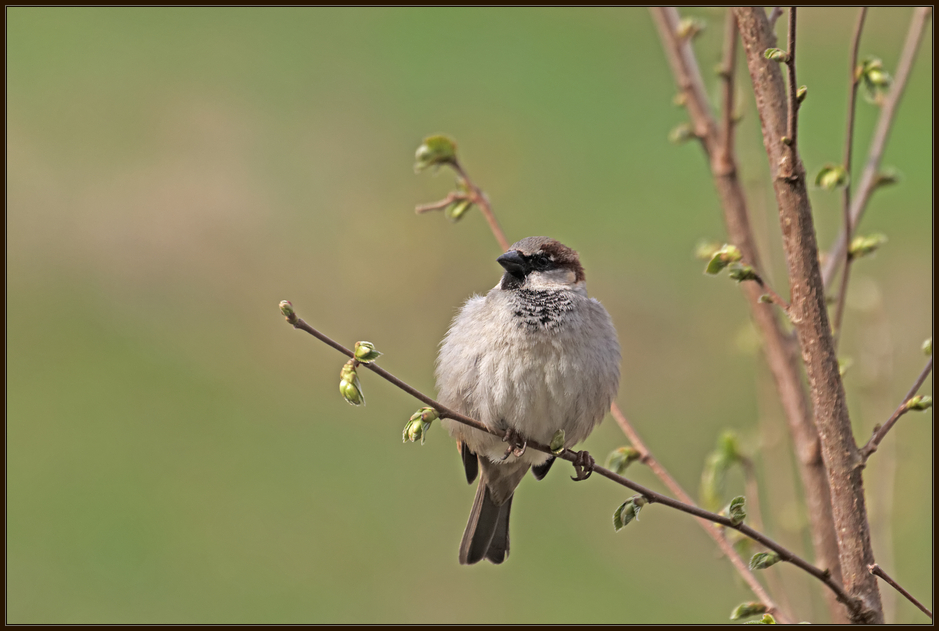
503;236;586;283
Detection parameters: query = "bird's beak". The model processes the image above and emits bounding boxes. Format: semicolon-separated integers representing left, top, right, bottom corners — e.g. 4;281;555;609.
497;250;528;278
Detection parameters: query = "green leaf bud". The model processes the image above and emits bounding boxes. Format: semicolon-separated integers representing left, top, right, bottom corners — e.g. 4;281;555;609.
607;446;642;475
848;233;887;260
873;167;901;189
414;134;458;173
838;357;853;377
694;239;722;261
743;614;777;624
728;496;747;525
749;551;781;570
764;48;790;63
815;164;848;190
705;244;743;275
339;360;364;406
549;429;566;455
923;338;932;356
668;123;694;145
676;17;706;40
730;602;768;621
353;340;383;363
445;199;473;223
613;495;648;531
402;417;430;444
728;263;759;283
906;395;932;411
796;85;808;103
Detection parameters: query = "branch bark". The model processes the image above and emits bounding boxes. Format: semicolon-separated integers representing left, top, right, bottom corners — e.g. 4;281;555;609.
733;7;884;623
652;7;847;622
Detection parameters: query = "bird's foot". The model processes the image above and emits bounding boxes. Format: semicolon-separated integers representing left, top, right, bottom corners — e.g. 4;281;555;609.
501;428;528;460
570;450;595;481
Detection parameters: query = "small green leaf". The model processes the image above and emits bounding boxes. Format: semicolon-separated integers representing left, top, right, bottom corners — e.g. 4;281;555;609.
815;164;848;190
353;341;383;363
668;123;694;145
796;85;808;103
339;360;365;406
763;48;790;63
728;263;759;283
743;613;777;624
873;167;901;189
906;395;932;411
718;430;741;463
676;17;706;40
613;495;648;531
414;134;458;173
410;406;439;424
758;294;773;304
749;551;781;570
728;496;747;526
730;602;768;621
923;338;932;356
859;56;892;105
705;244;743;275
848;233;888;260
444;199;473;223
279;300;295;319
838;357;853;377
549;429;566;455
607;446;642;475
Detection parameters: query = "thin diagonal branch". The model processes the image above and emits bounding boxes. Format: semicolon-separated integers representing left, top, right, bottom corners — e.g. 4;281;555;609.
831;7;868;351
282;306;863;620
451;161;510;252
868;563;933;619
860;356;933;463
654;6;847;622
822;7;932;290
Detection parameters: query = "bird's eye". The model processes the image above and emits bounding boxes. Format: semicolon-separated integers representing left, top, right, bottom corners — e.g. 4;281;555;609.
532;254;551;270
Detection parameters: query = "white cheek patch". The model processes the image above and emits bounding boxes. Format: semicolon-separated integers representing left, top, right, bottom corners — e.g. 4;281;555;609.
526;267;576;289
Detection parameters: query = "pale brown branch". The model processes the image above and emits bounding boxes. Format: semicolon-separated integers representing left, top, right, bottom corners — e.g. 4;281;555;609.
655;7;847;622
868;563;933;619
451;161;510;252
822;7;932;290
860;356;933;463
719;10;738;172
415;191;468;214
832;8;869;351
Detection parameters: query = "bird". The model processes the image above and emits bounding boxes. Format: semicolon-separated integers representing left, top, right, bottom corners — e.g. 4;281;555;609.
435;236;620;565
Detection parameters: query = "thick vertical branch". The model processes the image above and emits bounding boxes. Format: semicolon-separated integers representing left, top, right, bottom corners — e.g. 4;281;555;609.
652;7;847;622
733;7;883;624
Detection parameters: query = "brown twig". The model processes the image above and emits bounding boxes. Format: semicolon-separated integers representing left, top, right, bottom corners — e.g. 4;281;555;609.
734;7;884;622
821;7;932;291
783;8;800;168
415;191;468;214
768;7;784;31
451;161;510;252
859;356;933;463
654;7;847;622
718;10;738;172
868;563;933;620
282;308;862;620
831;8;868;351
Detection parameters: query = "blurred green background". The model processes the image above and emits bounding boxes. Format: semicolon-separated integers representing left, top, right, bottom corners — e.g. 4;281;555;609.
7;7;932;624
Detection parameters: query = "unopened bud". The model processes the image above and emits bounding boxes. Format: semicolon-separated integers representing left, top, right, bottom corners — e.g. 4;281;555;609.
873;168;901;189
549;429;566;455
848;233;887;260
906;395;932;411
743;613;777;624
613;495;648;531
728;263;759;283
414;134;458;173
796;85;808;103
445;199;473;223
923;338;932;356
728;496;747;525
764;48;790;63
339;360;364;406
749;551;781;570
730;602;768;621
815;164;848;190
676;17;706;40
402;417;430;444
279;300;297;324
607;446;642;475
353;341;382;363
410;406;439;423
668;123;694;145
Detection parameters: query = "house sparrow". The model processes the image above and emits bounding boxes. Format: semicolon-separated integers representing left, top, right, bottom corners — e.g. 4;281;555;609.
436;236;620;564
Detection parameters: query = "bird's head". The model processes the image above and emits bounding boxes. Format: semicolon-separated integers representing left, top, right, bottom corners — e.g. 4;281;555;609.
497;236;586;292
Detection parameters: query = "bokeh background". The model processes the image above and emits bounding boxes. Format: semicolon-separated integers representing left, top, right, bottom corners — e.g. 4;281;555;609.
7;7;932;624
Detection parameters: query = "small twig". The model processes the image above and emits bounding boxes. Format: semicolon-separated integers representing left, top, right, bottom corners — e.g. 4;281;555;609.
283;309;861;618
751;273;791;313
860;356;933;463
822;7;932;290
718;10;738;174
415;191;468;214
768;7;783;31
783;8;800;169
450;161;510;252
868;563;933;619
831;8;868;351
